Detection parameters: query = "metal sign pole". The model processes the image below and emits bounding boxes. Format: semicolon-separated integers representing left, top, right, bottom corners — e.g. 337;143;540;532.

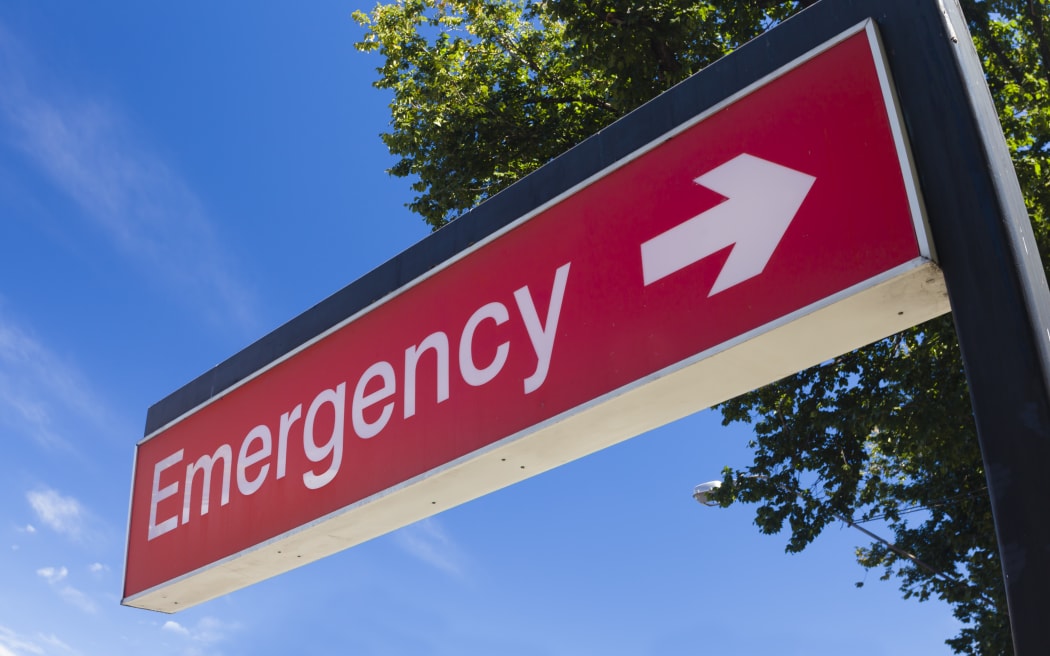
918;3;1050;653
813;1;1050;651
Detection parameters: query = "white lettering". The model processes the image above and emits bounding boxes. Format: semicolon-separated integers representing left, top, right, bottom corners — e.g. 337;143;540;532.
277;404;302;479
182;445;233;524
514;262;571;394
303;383;346;489
148;449;184;540
237;425;271;496
353;362;396;438
146;261;575;540
460;302;510;386
404;332;450;419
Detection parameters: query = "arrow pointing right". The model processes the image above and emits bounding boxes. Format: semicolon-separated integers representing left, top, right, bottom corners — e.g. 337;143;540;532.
640;153;816;294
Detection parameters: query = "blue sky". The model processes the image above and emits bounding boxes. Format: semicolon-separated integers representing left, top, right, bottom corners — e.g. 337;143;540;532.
0;2;965;654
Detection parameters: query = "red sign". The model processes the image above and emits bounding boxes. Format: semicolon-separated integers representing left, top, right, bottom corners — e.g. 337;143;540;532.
124;21;947;611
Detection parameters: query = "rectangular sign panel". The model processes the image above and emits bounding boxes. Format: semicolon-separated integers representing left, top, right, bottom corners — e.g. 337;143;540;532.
124;21;949;612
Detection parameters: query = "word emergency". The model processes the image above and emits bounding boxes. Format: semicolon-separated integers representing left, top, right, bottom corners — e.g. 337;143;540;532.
147;263;571;541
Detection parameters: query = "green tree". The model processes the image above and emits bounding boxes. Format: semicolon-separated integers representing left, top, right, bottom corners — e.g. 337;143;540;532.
353;0;615;228
354;1;1049;652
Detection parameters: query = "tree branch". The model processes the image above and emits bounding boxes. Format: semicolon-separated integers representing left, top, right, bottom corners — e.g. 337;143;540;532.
1027;0;1050;86
532;95;616;110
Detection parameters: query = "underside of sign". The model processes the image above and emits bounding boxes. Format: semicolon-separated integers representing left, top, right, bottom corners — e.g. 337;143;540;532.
124;18;950;613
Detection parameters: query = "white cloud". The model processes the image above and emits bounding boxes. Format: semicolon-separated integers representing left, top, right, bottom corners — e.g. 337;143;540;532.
162;621;190;637
0;316;124;451
34;563;97;614
58;587;96;614
0;23;259;336
0;626;45;656
36;566;68;584
0;630;77;656
0;320;69;450
162;617;236;646
26;489;83;540
35;634;75;655
392;518;466;577
88;562;107;574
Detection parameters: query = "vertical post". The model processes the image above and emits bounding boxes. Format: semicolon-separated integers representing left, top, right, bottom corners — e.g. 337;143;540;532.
774;1;1050;650
919;2;1050;653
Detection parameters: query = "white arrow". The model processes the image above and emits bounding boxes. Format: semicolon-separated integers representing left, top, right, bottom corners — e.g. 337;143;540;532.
640;153;816;294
